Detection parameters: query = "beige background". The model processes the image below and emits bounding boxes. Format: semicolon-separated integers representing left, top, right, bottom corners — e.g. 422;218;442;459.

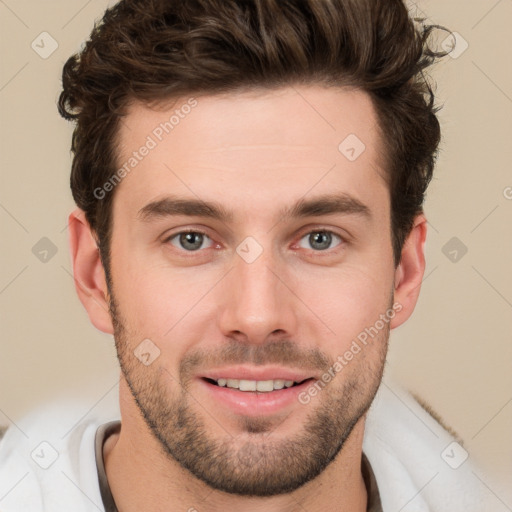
1;0;511;506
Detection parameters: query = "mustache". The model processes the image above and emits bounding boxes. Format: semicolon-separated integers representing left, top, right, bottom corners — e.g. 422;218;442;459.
179;339;333;382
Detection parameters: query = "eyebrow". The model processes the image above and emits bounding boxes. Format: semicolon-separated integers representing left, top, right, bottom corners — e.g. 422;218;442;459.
137;193;371;223
282;194;371;221
138;196;234;223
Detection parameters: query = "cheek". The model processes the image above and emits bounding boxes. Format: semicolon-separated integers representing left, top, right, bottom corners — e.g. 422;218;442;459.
293;263;393;352
110;251;218;343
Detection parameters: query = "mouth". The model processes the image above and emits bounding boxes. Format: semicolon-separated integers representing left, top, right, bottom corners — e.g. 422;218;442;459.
202;377;313;392
197;372;317;417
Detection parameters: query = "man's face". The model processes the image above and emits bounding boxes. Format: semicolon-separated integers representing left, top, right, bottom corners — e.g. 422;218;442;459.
108;86;396;495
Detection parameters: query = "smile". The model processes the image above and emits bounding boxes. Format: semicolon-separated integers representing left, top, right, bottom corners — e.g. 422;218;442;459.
204;378;309;392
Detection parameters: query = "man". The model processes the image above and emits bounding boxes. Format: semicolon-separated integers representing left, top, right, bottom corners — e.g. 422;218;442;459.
0;0;489;510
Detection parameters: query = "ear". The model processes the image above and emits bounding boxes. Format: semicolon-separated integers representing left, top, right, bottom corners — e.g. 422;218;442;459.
68;208;114;334
390;213;427;329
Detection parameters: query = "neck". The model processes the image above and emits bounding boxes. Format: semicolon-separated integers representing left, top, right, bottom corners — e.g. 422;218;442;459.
104;379;368;512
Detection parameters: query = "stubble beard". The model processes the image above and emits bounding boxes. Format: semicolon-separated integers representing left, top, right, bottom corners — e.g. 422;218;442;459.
109;293;389;496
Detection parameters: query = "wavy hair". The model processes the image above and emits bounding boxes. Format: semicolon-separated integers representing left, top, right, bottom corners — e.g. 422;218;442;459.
59;0;445;273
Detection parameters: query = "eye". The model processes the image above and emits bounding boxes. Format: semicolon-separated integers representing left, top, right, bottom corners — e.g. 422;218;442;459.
297;230;343;251
167;230;214;251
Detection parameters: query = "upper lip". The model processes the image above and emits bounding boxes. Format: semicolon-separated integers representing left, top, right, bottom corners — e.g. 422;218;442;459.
200;366;316;383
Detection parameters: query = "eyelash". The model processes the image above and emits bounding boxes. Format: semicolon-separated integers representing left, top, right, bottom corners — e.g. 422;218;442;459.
163;228;345;255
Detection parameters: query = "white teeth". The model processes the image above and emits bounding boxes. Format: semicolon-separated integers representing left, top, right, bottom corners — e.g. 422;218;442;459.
256;380;274;392
273;379;285;390
239;379;257;391
214;378;299;392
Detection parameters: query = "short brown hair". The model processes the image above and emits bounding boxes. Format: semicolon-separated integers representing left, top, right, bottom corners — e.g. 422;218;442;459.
58;0;445;275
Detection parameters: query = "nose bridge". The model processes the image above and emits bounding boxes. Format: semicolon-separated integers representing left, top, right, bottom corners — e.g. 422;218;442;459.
218;245;297;342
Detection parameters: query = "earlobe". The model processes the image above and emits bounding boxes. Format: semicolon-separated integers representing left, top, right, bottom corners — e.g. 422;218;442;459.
68;208;114;334
390;214;427;329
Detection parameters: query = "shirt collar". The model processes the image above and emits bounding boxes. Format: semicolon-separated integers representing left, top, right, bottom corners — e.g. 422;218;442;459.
95;421;382;512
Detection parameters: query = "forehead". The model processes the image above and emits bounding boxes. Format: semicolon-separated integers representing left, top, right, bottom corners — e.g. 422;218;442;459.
113;85;388;222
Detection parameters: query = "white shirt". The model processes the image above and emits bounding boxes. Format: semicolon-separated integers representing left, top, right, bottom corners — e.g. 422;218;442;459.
0;383;492;511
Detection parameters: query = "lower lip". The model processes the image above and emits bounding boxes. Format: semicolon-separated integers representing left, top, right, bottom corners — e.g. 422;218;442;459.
198;378;315;417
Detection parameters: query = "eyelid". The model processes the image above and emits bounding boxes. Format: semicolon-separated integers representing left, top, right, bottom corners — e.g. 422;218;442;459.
162;225;212;240
295;223;349;240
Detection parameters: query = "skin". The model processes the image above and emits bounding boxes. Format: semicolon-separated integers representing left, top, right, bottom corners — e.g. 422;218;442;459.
69;85;427;512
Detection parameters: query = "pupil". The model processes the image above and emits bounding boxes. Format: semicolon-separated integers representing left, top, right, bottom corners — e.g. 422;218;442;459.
181;232;203;250
310;232;331;250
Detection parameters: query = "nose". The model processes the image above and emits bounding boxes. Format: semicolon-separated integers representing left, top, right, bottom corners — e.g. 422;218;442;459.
217;247;299;345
